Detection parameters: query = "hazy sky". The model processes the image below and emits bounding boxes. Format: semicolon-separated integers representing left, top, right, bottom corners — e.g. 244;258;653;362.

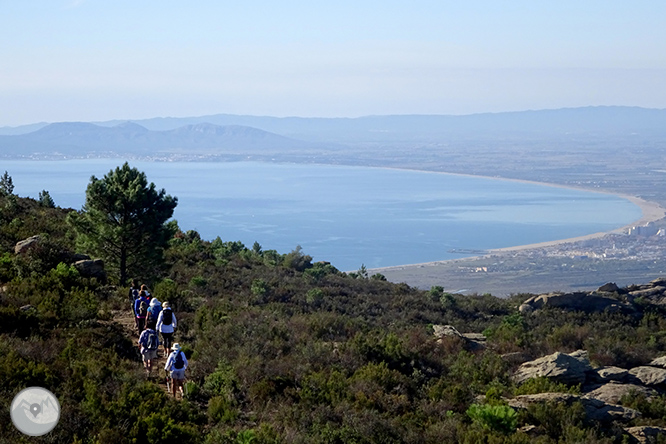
2;1;665;126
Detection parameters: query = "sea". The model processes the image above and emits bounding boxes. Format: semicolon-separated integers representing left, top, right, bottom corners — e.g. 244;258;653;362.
3;159;642;271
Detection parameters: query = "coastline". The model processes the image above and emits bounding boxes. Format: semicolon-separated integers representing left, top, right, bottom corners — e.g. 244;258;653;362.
370;190;665;274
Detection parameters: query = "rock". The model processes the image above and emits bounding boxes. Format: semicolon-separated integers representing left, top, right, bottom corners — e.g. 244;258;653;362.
589;366;629;383
584;382;657;405
513;350;593;385
598;282;620;293
432;325;486;351
432;324;463;339
649;356;666;369
628;287;666;299
519;292;633;314
625;426;666;444
508;392;640;423
14;235;41;255
19;305;36;312
73;259;106;280
628;366;666;386
650;278;666;287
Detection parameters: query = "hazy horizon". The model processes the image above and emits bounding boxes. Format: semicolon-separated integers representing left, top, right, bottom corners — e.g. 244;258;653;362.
2;1;665;127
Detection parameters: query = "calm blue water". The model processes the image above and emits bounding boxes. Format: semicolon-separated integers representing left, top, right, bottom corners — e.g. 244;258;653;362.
3;160;642;271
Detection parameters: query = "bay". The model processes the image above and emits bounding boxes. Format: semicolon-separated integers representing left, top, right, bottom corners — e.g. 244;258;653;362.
3;159;642;271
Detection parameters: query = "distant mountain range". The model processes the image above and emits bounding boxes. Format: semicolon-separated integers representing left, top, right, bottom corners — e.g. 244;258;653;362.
0;121;324;158
1;106;665;158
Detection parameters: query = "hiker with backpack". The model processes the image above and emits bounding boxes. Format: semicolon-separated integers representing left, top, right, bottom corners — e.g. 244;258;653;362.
147;298;162;325
156;301;177;356
164;343;188;398
134;290;151;335
138;322;160;376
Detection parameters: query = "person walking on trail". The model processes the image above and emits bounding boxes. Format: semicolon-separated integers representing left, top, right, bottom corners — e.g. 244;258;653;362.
164;343;188;398
138;322;160;376
147;298;162;325
128;279;141;312
134;290;151;335
156;301;176;356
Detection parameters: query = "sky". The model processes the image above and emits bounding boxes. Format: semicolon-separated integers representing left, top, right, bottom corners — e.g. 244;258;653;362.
1;0;665;126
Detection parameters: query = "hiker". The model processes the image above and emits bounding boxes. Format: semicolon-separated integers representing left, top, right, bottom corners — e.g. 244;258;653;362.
138;321;160;376
141;284;151;298
147;298;162;325
164;343;188;398
156;301;177;355
128;279;141;314
134;290;151;334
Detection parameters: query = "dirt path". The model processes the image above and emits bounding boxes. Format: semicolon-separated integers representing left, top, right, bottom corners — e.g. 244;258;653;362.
111;309;179;398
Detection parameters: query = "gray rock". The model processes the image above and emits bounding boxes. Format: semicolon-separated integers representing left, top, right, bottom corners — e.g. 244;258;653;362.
73;259;106;280
628;287;666;299
648;356;666;369
432;324;463;339
597;282;620;293
519;292;633;314
508;392;640;423
628;366;666;386
625;426;666;444
584;382;657;405
590;366;629;383
14;235;41;255
513;350;593;385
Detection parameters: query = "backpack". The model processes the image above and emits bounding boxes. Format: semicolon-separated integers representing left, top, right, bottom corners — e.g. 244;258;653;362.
146;330;159;350
138;300;148;317
162;308;173;325
131;288;140;301
174;351;185;370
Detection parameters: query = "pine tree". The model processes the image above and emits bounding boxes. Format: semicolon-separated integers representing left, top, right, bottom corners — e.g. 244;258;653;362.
0;171;14;196
68;162;178;284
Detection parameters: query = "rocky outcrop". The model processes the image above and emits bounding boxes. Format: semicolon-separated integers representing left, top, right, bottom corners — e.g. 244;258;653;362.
507;392;640;423
584;382;657;405
432;324;486;350
14;235;41;255
519;292;634;314
73;259;106;280
518;280;666;314
625;426;666;444
589;366;629;383
512;350;592;385
628;366;666;387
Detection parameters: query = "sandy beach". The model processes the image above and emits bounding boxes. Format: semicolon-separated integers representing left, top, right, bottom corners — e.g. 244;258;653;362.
371;188;666;274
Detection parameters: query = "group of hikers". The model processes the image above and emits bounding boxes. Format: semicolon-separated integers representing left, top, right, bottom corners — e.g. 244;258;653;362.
129;279;188;398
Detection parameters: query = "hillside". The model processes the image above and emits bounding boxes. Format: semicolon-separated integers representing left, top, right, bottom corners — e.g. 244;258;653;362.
0;121;327;158
4;190;666;443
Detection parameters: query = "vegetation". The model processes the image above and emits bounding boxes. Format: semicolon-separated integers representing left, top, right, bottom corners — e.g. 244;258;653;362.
67;162;178;284
2;167;666;443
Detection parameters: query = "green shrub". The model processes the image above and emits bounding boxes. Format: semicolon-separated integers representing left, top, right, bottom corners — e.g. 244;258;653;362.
466;403;518;434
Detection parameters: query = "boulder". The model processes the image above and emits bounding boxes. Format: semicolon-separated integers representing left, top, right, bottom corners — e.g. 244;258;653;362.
519;292;633;314
432;325;486;351
508;392;640;423
513;350;592;385
432;324;463;339
628;287;666;299
589;366;629;383
597;282;620;293
14;235;41;255
625;426;666;444
584;382;657;405
649;356;666;369
628;366;666;386
73;259;106;280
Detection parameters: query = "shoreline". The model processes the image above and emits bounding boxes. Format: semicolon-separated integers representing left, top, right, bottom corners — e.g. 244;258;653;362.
370;189;666;273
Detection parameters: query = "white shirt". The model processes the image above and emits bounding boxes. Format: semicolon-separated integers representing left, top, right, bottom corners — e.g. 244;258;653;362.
164;350;188;371
156;308;177;333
